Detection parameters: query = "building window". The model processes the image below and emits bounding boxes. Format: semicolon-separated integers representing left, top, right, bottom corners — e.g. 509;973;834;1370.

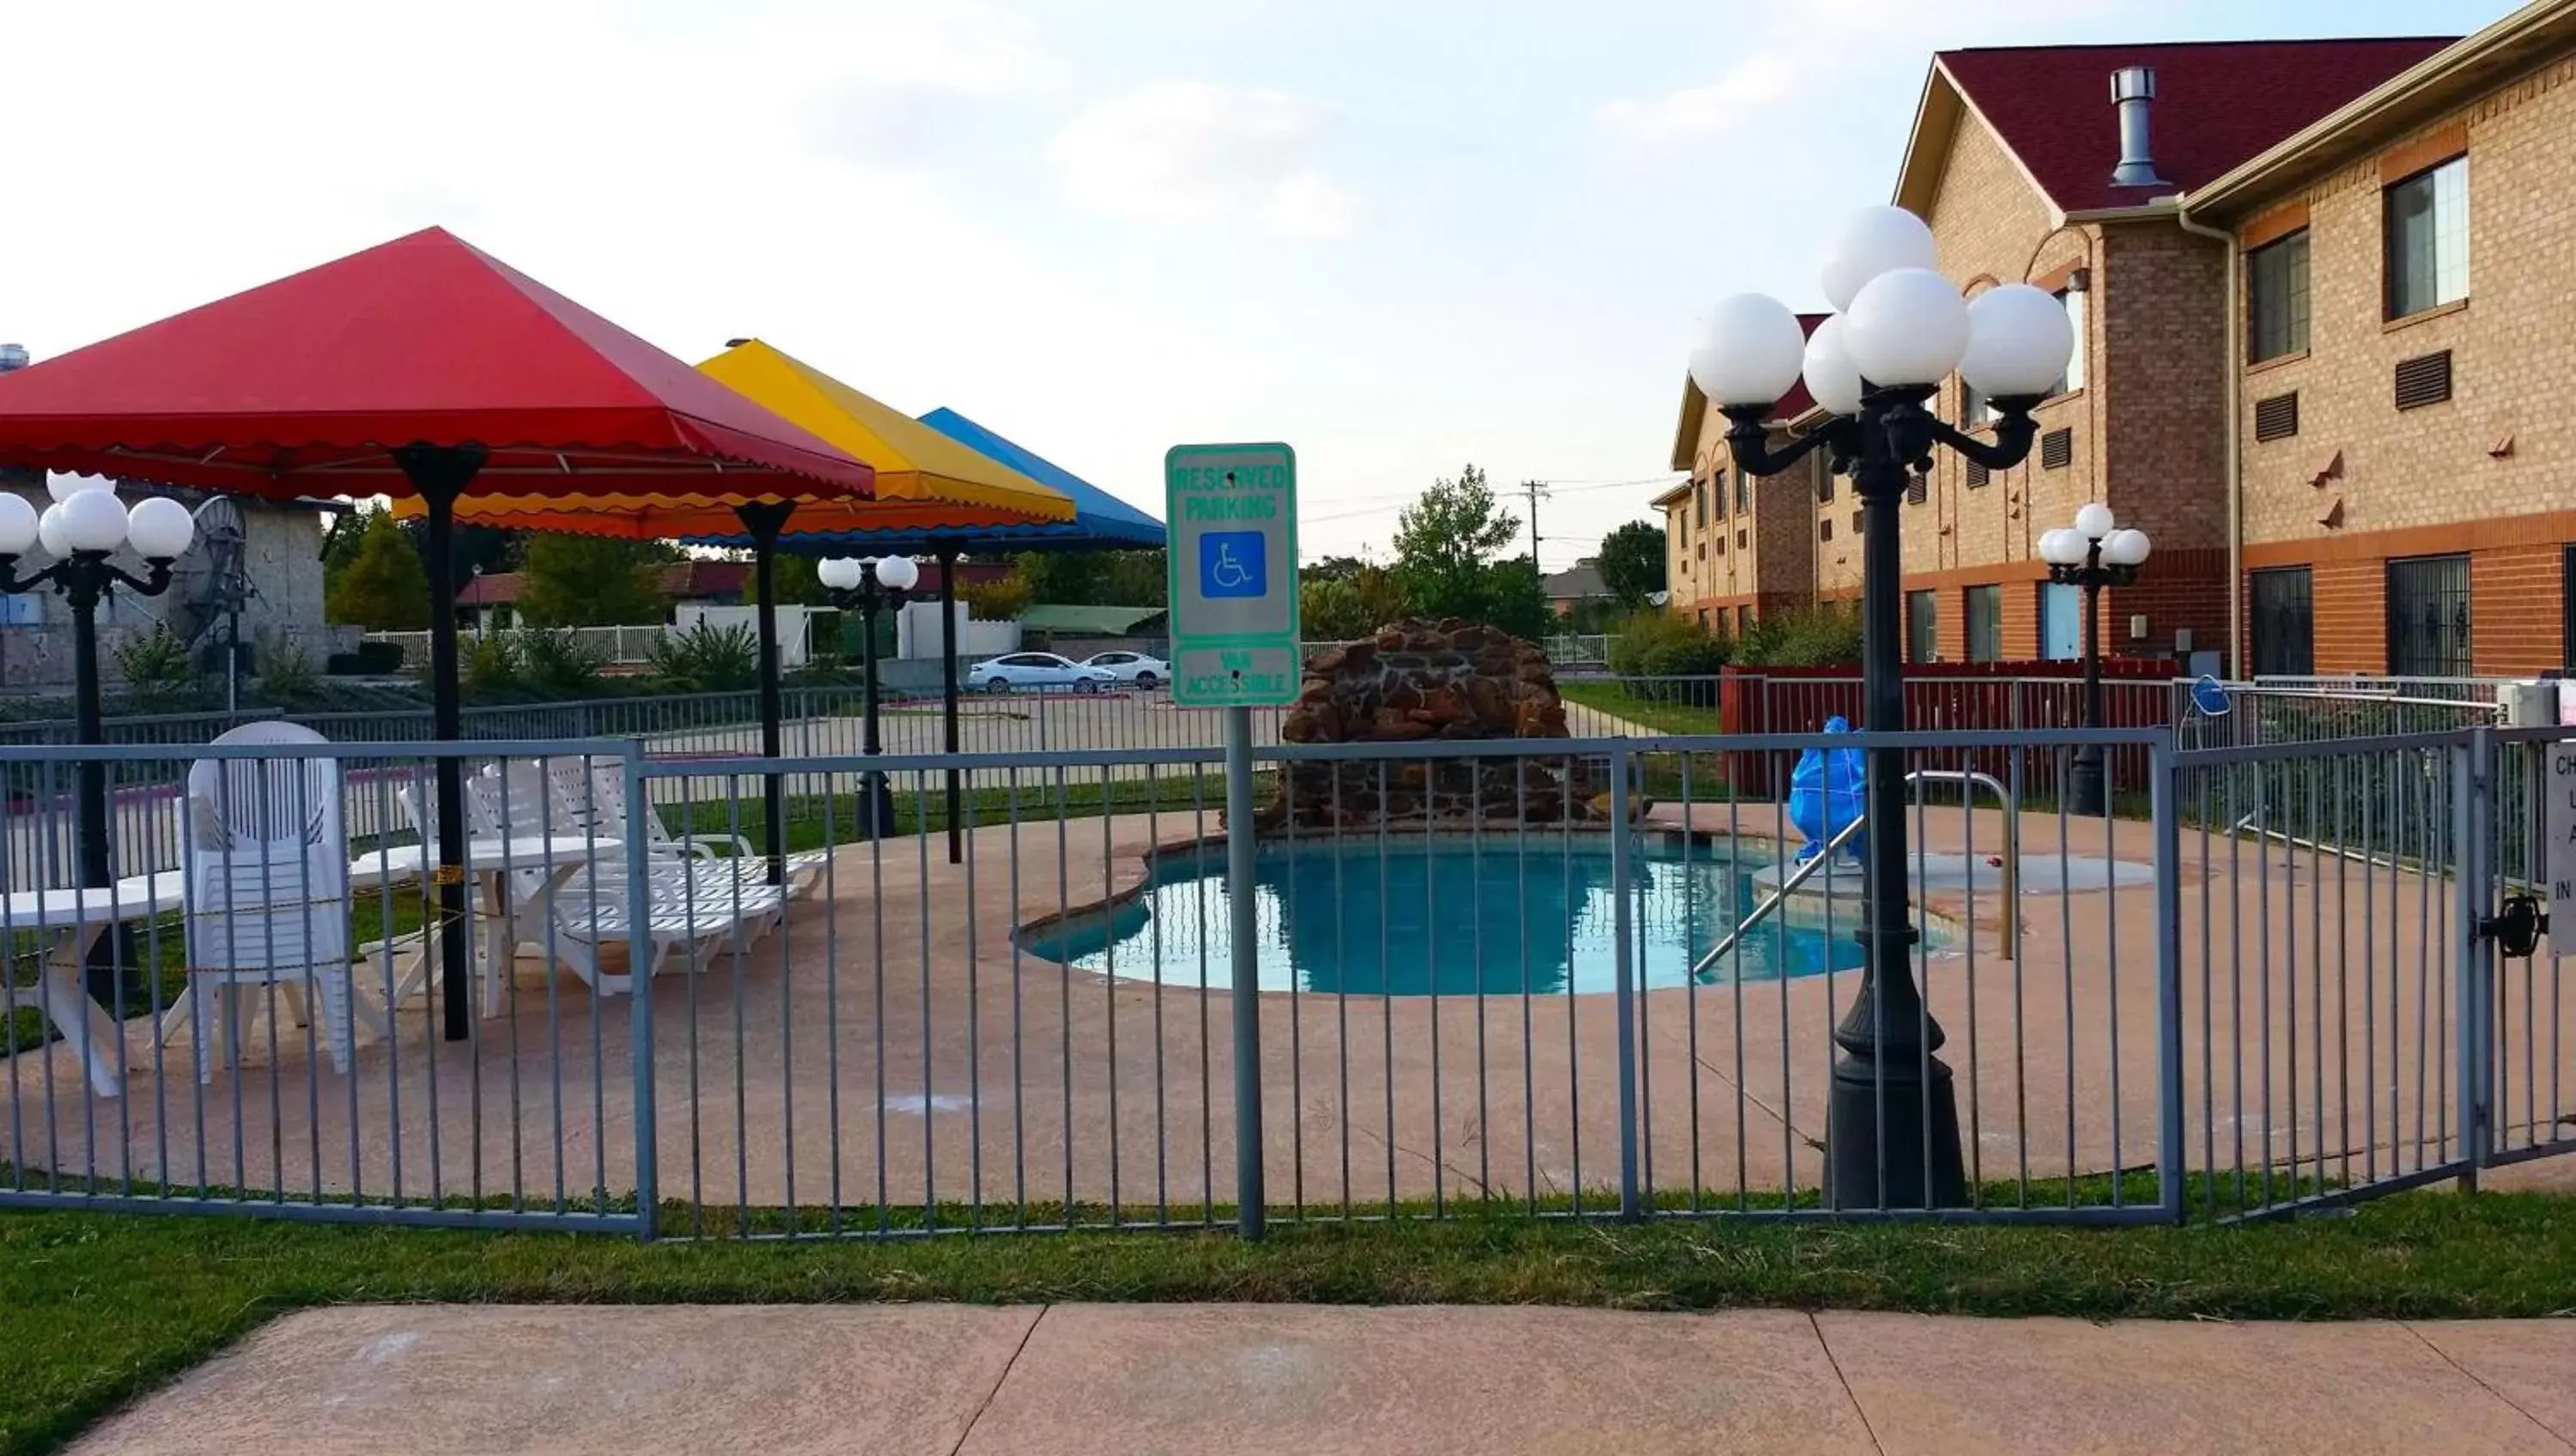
2250;567;2313;676
1906;590;1937;664
1734;469;1748;514
1850;508;1862;535
1817;460;1835;502
1736;605;1753;638
2247;230;2311;362
2385;553;2470;677
1696;482;1708;529
1961;381;1994;428
2039;428;2074;470
1820;519;1833;543
2056;287;2086;394
2385;155;2468;319
1712;535;1724;558
1735;528;1747;550
1965;585;2003;662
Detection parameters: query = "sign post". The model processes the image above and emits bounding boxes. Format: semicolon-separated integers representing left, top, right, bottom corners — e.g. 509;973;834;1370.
1166;443;1299;1240
2548;742;2576;932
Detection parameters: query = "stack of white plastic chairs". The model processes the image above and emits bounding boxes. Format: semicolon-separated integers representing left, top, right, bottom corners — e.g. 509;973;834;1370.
181;721;359;1081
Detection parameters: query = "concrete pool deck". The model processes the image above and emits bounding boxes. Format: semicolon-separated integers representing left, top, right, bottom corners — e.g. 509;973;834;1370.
5;801;2572;1210
68;1302;2576;1454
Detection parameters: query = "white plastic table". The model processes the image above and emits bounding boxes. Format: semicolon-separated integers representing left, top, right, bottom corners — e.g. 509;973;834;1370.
24;836;616;1098
4;872;188;1097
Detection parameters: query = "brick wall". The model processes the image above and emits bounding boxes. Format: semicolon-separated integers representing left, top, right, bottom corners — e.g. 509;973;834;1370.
2229;50;2576;675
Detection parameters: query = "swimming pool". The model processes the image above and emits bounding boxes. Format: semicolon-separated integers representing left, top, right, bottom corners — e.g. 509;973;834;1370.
1017;834;1915;996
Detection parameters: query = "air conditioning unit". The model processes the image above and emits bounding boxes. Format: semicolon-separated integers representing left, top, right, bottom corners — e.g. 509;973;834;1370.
2499;681;2556;727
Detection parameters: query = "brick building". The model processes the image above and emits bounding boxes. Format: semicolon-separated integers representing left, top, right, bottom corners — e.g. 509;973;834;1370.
2187;0;2576;677
1662;33;2460;670
1660;317;1831;637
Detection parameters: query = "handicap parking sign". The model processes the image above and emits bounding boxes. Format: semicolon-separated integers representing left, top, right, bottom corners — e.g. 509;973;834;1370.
1199;531;1267;599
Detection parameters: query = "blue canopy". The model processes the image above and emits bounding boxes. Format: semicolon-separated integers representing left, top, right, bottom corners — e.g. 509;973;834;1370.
683;406;1163;555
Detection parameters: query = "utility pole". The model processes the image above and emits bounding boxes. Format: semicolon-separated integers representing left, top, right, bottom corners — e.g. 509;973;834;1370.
1522;479;1548;576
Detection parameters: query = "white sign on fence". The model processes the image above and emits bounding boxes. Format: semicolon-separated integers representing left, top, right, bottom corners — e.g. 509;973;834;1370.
2548;742;2576;927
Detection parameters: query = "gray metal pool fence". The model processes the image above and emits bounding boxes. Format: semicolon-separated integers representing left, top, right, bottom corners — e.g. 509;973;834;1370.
0;724;2566;1236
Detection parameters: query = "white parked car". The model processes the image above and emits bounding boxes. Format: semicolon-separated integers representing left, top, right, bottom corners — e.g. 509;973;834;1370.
1083;651;1170;689
967;652;1119;694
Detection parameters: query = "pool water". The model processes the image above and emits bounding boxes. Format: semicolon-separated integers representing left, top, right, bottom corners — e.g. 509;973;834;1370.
1018;836;1895;996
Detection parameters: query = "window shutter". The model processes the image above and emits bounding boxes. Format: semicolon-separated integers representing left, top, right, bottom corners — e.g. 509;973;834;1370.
2040;428;2075;470
2254;391;2300;442
1965;460;1990;488
2395;351;2453;410
1905;472;1928;504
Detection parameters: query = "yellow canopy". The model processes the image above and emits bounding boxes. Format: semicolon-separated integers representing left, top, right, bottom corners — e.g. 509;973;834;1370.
389;340;1073;541
698;339;1071;520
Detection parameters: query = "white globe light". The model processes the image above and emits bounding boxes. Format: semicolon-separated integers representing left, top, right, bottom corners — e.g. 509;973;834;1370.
2104;528;2152;567
2038;528;2077;567
58;488;128;553
1691;294;1809;408
36;505;67;558
125;495;195;560
1800;315;1864;418
0;494;39;556
1844;268;1969;387
44;472;113;504
876;555;920;592
817;555;866;592
1820;206;1939;312
1959;284;2077;398
2075;501;2116;540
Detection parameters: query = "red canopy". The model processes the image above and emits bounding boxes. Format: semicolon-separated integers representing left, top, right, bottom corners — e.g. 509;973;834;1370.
0;227;873;500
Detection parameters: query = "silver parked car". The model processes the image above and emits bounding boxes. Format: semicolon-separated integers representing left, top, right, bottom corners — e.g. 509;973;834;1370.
1082;650;1170;689
966;652;1119;694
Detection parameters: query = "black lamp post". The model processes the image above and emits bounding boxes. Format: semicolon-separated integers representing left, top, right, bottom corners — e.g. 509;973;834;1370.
1696;207;2075;1209
2040;509;2151;818
0;482;196;1005
819;553;918;837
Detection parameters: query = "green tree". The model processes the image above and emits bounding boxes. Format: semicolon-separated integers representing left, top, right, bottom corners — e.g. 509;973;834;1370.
1388;464;1534;630
519;535;669;627
1481;557;1553;641
1012;549;1169;606
324;510;432;631
1596;520;1667;610
1298;561;1411;640
737;553;825;607
1303;553;1370;583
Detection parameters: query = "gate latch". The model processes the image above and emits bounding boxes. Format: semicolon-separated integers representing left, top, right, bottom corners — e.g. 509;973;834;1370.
2480;895;2548;960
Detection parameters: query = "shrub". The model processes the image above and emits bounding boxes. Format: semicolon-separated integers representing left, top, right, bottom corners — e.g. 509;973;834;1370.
645;620;759;693
465;634;524;696
1735;605;1864;667
958;572;1032;621
326;640;407;675
113;627;205;707
258;644;324;705
516;626;606;698
1607;610;1727;681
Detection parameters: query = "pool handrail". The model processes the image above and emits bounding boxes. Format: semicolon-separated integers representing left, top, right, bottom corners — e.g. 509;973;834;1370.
1690;767;2019;980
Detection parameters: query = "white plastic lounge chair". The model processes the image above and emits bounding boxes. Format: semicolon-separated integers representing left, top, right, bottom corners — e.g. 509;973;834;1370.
540;758;826;913
179;721;371;1080
469;761;753;994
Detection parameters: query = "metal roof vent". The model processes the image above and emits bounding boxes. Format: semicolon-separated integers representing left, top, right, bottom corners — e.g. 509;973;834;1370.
0;343;27;372
2110;66;2166;188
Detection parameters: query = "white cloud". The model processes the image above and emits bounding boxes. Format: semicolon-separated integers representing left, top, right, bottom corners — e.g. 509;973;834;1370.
1047;82;1361;238
1595;0;2119;149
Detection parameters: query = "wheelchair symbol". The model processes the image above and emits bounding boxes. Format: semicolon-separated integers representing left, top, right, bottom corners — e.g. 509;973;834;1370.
1199;531;1267;599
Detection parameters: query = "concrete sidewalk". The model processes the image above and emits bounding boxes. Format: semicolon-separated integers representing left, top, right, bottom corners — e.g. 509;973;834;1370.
71;1303;2576;1455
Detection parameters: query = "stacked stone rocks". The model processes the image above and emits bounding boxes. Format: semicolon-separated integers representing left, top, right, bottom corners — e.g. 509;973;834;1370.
1273;618;1615;828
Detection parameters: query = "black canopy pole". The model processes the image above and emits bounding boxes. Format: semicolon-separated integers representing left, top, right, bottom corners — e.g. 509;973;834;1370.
393;442;489;1043
937;543;963;864
734;501;796;887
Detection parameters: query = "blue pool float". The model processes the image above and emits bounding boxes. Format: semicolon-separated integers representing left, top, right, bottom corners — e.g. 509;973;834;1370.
1788;715;1865;863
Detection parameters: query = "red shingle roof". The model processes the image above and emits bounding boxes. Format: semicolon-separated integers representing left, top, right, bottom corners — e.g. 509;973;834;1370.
1939;38;2455;214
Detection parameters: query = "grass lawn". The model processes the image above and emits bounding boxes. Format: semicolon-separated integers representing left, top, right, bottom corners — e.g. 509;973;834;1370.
1560;679;1725;736
8;1192;2576;1453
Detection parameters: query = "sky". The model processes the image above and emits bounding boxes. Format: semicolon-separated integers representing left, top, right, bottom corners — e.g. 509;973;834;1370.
1;0;2485;573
